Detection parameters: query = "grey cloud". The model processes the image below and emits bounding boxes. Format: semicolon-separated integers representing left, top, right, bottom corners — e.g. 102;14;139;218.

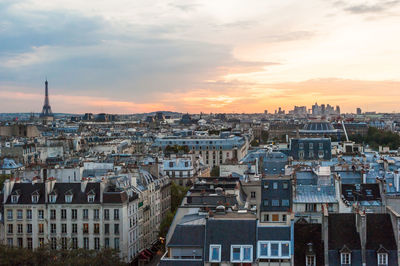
335;0;400;14
264;30;315;42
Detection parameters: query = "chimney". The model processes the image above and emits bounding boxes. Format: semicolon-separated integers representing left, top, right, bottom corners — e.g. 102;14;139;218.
81;178;88;192
100;178;107;203
322;211;329;266
356;211;367;266
2;179;15;204
362;170;367;184
395;170;400;192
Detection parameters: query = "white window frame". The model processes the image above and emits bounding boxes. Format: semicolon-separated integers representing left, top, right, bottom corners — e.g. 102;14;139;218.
32;195;39;203
88;194;95;203
11;195;19;203
340;252;351;265
257;241;291;259
65;195;72;203
209;244;221;262
306;255;316;266
230;245;253;263
377;253;388;266
49;195;57;203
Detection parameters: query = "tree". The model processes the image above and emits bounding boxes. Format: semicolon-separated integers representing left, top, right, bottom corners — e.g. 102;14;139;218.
210;166;220;177
159;211;175;238
250;139;259;147
260;130;269;144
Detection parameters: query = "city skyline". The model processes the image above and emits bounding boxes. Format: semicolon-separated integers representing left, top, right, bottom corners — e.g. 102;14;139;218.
1;0;400;114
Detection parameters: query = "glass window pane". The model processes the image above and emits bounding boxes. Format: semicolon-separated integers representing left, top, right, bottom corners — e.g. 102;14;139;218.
232;247;241;260
260;243;268;256
271;243;279;256
211;247;219;260
281;243;289;256
243;247;251;261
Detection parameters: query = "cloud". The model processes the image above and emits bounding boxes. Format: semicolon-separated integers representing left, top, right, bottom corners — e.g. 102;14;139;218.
263;30;315;43
334;0;400;14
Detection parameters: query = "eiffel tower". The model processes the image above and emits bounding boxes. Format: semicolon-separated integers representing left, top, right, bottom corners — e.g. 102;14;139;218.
40;79;54;120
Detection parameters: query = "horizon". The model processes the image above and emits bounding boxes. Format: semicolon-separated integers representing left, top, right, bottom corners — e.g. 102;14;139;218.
1;0;400;114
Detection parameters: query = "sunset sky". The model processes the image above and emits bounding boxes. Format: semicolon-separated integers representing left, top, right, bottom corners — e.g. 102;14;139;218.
1;0;400;114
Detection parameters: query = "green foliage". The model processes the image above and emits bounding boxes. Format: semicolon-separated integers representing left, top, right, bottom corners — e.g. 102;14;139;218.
260;130;269;144
0;245;125;266
250;139;259;147
210;166;220;177
159;211;175;238
170;182;189;213
165;145;189;154
208;129;220;135
349;127;400;150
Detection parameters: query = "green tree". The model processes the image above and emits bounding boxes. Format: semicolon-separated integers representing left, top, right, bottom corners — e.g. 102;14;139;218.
250;139;259;147
210;166;220;177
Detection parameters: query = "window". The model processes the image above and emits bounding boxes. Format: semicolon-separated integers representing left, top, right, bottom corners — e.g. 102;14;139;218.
65;195;72;203
17;238;23;248
299;151;305;159
378;253;388;266
72;238;78;249
209;245;221;262
114;209;119;220
114;238;120;251
306;255;316;266
251;192;256;199
309;143;314;149
272;214;279;222
94;223;100;234
17;209;23;220
94;238;100;250
272;200;280;206
257;241;291;258
318;150;324;158
61;237;68;249
38;210;44;220
17;224;23;234
93;209;100;220
72;209;77;220
105;224;110;234
230;245;253;262
104;238;110;248
7;210;13;220
51;224;56;234
282;199;290;207
114;224;120;234
50;209;56;220
61;209;67;219
299;143;304;149
309;151;314;158
84;237;89;249
49;195;57;203
282;214;287;222
319;142;323;149
27;238;33;250
341;253;351;265
26;210;32;220
283;182;289;189
39;238;44;247
32;195;39;203
263;200;269;206
38;224;44;234
27;224;32;234
51;237;57;249
263;214;269;222
11;195;19;203
83;209;89;219
83;223;89;234
7;224;13;234
62;224;67;234
88;194;95;203
273;182;278;189
72;224;77;234
306;203;317;212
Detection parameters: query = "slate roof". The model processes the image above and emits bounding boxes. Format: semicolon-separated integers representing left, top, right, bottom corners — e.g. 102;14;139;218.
257;226;291;241
294;185;337;203
168;224;205;247
366;214;396;250
341;183;381;203
328;214;361;250
205;219;257;262
5;183;46;204
294;223;324;266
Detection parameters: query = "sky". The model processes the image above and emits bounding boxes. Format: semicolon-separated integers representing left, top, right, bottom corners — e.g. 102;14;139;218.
1;0;400;114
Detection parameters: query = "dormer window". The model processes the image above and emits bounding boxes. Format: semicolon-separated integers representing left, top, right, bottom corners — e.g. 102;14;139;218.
340;252;351;265
32;195;39;203
49;195;57;203
378;253;388;265
65;195;73;203
88;194;95;203
11;195;19;203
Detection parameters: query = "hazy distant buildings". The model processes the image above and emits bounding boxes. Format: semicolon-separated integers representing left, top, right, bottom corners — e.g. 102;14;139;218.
357;108;362;115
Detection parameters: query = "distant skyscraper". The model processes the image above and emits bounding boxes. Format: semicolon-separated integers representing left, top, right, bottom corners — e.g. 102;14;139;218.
336;106;341;115
357;108;362;115
40;79;54;121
